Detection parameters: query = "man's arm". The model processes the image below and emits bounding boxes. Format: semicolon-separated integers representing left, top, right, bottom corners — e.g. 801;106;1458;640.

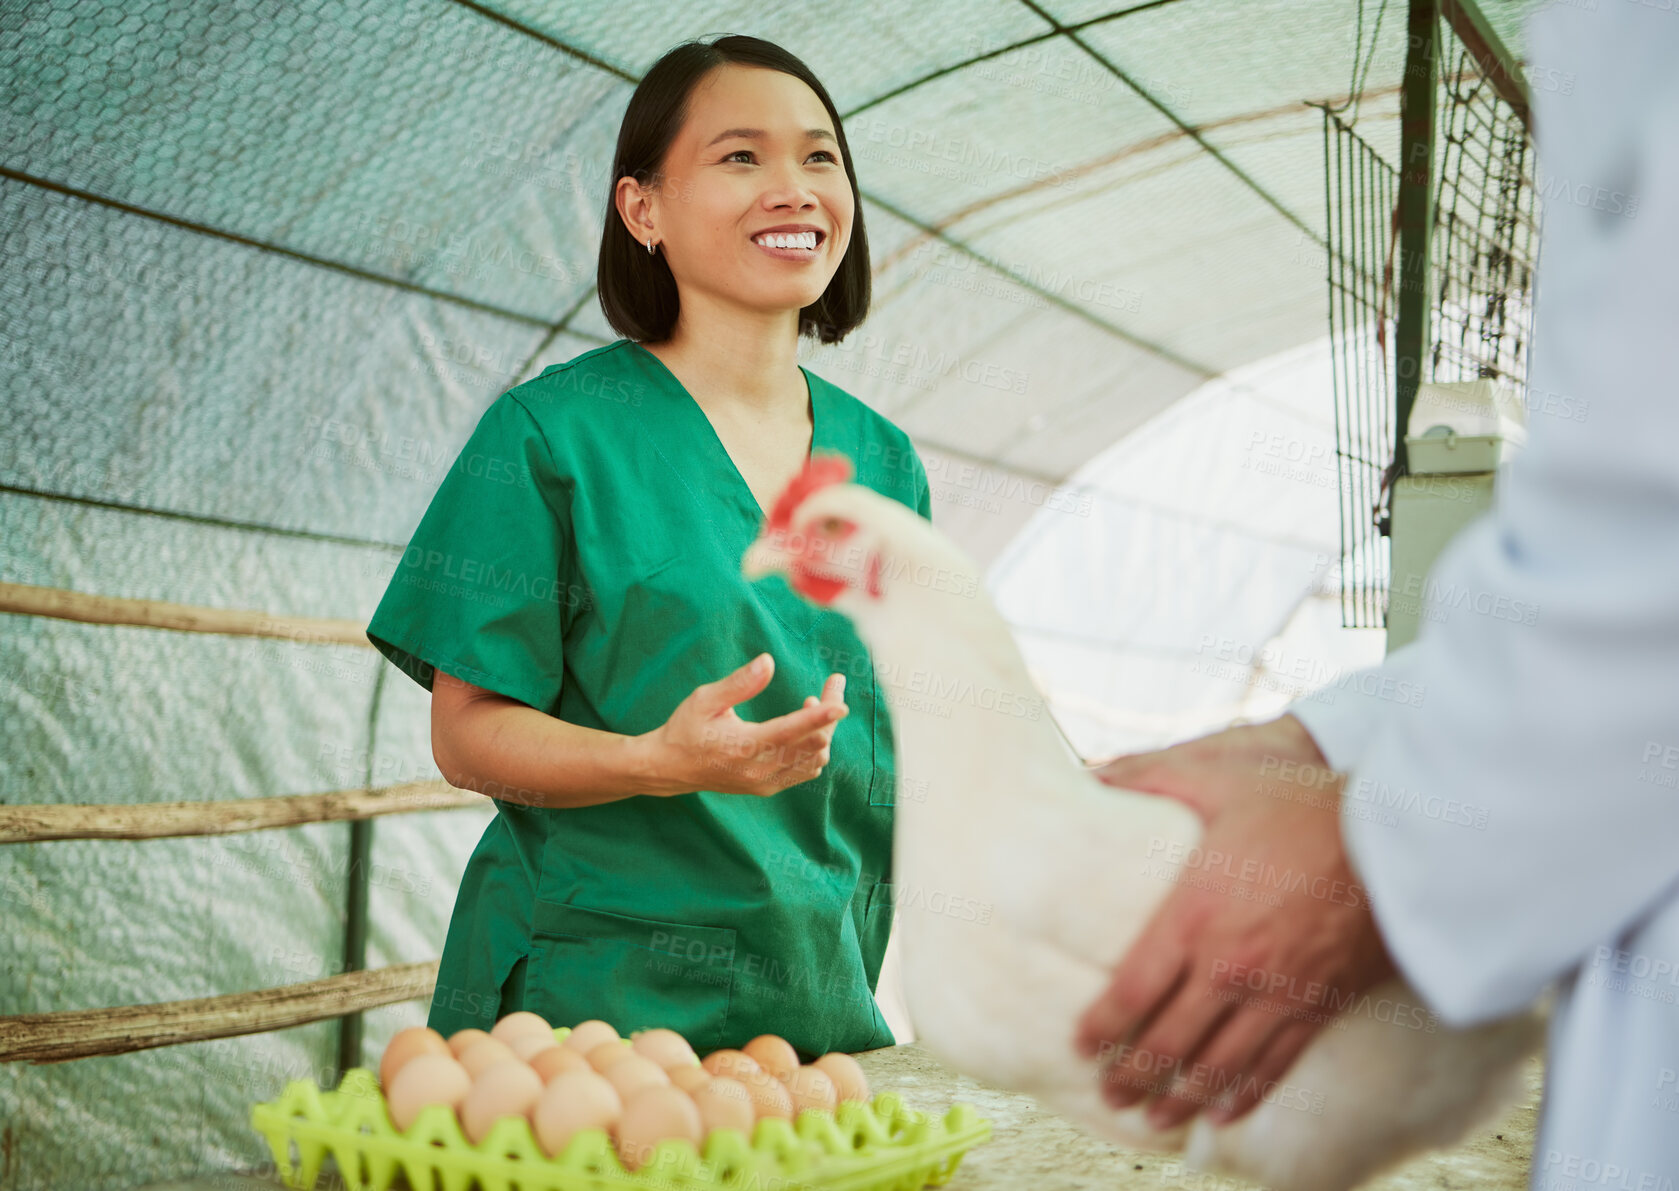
1074;0;1679;1129
1286;642;1421;773
1331;0;1679;1027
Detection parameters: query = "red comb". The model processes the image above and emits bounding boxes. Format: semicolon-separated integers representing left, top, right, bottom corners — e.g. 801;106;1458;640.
767;451;853;531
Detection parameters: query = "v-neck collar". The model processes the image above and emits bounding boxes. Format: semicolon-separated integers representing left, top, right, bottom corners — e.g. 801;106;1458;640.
628;338;823;523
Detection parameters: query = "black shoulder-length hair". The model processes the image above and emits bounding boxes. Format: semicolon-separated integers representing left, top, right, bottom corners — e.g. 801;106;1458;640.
597;35;870;346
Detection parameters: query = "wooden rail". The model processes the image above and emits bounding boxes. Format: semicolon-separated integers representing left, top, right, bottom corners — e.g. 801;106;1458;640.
0;962;440;1064
0;580;465;1073
0;780;485;843
0;581;372;646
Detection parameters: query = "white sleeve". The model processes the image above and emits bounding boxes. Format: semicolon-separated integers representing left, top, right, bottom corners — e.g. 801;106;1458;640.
1285;643;1423;773
1335;0;1679;1029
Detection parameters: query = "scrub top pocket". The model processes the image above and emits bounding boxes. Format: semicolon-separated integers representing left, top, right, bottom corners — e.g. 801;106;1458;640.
527;899;736;1050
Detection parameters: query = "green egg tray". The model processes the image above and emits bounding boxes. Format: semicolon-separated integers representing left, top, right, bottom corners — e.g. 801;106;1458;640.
248;1039;990;1191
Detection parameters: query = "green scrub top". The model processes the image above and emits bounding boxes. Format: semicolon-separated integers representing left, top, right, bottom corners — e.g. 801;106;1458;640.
366;338;931;1056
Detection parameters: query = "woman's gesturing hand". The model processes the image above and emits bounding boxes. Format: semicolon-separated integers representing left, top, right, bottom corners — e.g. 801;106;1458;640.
638;653;849;797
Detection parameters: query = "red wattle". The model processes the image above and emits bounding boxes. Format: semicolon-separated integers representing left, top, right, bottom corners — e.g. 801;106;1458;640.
791;563;847;604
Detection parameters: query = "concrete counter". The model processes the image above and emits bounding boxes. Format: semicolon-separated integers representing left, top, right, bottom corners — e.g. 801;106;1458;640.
139;1044;1541;1191
852;1043;1541;1190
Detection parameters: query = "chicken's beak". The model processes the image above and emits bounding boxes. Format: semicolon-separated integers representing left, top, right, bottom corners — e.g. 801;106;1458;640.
742;531;791;580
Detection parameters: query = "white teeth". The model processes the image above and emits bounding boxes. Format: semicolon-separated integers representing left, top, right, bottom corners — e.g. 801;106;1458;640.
755;231;817;250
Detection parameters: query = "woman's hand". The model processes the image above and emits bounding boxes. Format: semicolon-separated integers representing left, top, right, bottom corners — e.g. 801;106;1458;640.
636;653;849;797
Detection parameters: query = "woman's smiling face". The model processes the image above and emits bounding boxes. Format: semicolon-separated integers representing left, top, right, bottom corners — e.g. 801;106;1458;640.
643;64;854;319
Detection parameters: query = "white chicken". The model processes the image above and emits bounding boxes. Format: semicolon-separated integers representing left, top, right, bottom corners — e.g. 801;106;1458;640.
743;455;1543;1191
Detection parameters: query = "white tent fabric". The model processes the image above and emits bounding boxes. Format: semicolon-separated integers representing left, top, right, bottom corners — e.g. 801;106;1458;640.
0;1;1543;1186
988;336;1387;762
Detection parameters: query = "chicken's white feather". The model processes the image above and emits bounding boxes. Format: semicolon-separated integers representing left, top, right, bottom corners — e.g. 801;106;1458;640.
752;479;1542;1191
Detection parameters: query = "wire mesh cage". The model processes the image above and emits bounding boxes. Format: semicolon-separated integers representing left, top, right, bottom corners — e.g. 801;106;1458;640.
1320;108;1399;630
1429;36;1542;393
1320;4;1543;629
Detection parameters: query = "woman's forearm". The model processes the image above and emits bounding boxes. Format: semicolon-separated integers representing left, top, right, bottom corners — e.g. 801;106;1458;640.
431;683;677;810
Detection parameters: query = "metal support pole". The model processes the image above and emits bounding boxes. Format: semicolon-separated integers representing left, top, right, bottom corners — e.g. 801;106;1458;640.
1393;0;1438;482
335;665;387;1082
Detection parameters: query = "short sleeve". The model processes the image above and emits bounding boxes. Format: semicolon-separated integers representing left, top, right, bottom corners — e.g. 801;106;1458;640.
365;393;579;714
910;442;932;524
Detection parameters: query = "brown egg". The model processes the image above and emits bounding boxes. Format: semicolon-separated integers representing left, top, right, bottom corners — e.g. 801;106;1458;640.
813;1052;870;1102
530;1046;590;1084
701;1049;761;1081
459;1059;544;1145
786;1065;838;1116
458;1037;519;1080
561;1019;620;1054
448;1028;492;1058
586;1040;633;1072
490;1011;554;1048
741;1035;800;1083
667;1064;713;1094
739;1067;794;1120
614;1084;703;1171
533;1069;622;1158
691;1076;756;1136
510;1032;560;1063
379;1026;450;1090
385;1052;472;1131
603;1053;671;1101
631;1027;698;1069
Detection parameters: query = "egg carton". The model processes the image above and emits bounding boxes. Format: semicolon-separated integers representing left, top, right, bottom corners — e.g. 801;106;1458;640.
248;1060;990;1191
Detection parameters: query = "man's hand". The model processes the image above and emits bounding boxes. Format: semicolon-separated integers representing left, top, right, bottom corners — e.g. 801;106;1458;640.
1087;713;1331;823
1073;717;1397;1129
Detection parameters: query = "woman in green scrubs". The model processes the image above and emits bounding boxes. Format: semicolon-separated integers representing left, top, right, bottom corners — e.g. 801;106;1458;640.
365;34;930;1057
